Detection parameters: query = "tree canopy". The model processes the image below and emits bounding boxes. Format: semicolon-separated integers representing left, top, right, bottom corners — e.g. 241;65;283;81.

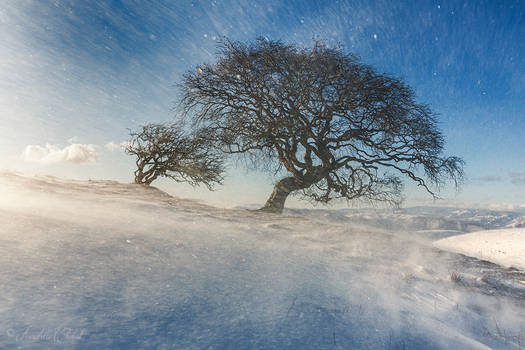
126;123;224;188
181;38;464;213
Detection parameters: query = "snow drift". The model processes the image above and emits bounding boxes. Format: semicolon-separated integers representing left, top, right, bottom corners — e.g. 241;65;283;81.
435;228;525;270
0;172;524;349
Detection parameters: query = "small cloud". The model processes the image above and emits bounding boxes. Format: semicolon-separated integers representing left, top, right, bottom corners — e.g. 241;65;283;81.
22;143;98;164
67;136;79;144
120;141;132;150
105;141;130;152
104;141;120;152
472;175;504;183
510;172;525;185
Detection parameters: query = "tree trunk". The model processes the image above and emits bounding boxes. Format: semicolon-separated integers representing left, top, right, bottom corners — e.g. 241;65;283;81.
134;169;157;185
134;170;146;185
258;177;302;214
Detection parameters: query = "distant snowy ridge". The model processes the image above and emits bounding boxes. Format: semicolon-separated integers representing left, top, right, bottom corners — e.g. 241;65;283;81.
505;215;525;228
287;206;522;233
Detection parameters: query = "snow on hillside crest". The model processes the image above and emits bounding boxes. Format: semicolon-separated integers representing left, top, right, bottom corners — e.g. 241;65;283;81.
435;228;525;270
1;172;525;349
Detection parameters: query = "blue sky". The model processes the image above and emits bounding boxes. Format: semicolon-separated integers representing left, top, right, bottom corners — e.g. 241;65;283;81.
1;0;524;208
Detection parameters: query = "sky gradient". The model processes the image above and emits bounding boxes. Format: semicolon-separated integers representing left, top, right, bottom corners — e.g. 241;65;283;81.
1;0;524;209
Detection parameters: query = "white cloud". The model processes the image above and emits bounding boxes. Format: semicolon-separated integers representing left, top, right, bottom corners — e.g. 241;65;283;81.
67;136;79;144
104;141;120;152
104;141;130;152
22;143;98;164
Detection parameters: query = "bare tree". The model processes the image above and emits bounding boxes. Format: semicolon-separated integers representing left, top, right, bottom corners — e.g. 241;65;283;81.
181;38;464;213
126;123;224;188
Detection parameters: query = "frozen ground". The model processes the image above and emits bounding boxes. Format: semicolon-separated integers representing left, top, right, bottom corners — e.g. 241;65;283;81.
0;172;524;349
435;229;525;271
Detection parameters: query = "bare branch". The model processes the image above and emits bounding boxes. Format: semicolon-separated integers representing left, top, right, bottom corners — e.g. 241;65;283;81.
180;38;464;212
125;123;225;189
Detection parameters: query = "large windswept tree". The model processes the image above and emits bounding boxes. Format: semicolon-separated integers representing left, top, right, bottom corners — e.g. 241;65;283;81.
181;38;464;213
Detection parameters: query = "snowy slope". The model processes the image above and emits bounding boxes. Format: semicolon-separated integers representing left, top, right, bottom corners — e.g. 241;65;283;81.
435;228;525;270
1;172;525;349
506;216;525;228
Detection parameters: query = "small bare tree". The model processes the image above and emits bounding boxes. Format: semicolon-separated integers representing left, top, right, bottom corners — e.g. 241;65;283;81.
181;38;464;213
125;123;224;188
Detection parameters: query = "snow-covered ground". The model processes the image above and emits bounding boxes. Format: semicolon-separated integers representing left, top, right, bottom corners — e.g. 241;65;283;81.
435;229;525;270
1;172;524;349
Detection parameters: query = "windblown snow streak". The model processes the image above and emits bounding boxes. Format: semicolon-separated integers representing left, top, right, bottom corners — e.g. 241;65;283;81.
0;172;524;349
